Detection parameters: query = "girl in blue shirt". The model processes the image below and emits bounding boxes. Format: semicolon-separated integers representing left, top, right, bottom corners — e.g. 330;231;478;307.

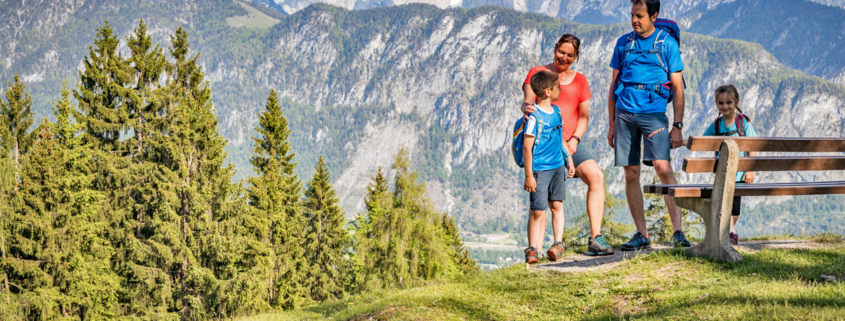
702;84;757;245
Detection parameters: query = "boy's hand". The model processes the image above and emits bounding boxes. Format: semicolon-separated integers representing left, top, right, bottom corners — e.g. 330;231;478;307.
743;172;754;183
524;175;537;192
567;159;575;178
607;127;615;148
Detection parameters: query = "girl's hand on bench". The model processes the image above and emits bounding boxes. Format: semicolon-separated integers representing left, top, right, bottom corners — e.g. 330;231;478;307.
743;172;754;184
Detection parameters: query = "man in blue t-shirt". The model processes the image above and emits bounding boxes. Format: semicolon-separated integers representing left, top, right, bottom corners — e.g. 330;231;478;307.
606;0;691;251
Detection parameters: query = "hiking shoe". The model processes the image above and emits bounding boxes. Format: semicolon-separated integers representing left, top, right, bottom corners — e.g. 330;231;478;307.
587;235;615;256
673;230;692;248
524;247;539;264
621;232;652;251
546;242;565;261
729;232;739;245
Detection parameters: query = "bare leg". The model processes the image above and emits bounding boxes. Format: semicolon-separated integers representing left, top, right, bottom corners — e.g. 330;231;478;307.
730;215;738;230
652;160;683;232
577;160;605;238
527;210;546;249
549;201;565;243
624;165;647;235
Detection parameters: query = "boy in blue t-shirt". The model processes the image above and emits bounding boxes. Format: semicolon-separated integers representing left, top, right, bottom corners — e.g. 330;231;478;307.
702;84;757;245
522;70;575;264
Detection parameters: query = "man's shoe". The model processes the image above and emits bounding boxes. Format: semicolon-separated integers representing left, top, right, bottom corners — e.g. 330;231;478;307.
673;230;692;248
524;247;539;264
729;232;739;245
620;232;652;251
587;235;614;256
546;242;565;261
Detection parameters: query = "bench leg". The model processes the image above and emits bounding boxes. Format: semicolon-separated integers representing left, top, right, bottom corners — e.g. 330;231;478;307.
676;198;743;262
678;140;743;263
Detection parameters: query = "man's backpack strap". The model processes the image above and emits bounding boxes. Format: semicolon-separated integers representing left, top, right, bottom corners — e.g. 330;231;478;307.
652;29;669;74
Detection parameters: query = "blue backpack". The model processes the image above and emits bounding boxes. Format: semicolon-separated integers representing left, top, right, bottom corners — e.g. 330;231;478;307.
613;19;686;102
511;105;563;168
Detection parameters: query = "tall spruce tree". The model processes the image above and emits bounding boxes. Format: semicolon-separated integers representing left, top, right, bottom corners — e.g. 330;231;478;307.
302;156;350;302
72;21;177;319
248;90;306;309
0;73;35;174
351;167;391;290
50;88;121;319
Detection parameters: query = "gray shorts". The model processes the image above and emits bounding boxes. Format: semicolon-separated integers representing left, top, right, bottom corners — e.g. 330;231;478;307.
529;165;567;211
570;144;594;169
613;109;671;167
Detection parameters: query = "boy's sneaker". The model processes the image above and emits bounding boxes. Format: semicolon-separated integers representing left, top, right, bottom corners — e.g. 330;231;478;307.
620;232;652;251
524;247;539;264
673;230;692;248
587;235;614;256
546;242;565;261
729;232;739;245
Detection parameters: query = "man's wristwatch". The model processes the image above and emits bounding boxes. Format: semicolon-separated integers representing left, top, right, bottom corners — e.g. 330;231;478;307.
673;122;683;130
571;135;581;143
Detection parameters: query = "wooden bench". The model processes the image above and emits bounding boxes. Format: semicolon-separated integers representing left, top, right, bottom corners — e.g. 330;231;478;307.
644;137;845;262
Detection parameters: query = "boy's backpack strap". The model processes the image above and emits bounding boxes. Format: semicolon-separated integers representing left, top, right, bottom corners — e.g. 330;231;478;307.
528;106;543;146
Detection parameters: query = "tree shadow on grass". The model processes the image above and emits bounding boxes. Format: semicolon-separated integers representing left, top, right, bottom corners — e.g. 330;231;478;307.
580;292;845;320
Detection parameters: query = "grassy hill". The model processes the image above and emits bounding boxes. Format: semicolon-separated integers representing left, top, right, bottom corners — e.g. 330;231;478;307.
239;237;845;320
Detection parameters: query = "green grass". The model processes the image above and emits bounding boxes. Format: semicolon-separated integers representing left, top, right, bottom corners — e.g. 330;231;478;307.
225;1;280;29
238;246;845;320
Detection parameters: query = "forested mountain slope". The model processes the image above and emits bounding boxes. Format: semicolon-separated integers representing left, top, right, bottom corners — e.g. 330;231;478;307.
689;0;845;85
2;1;844;236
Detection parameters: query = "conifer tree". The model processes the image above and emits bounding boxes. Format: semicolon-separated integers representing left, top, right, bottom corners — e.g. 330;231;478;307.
438;213;477;275
350;167;390;291
302;156;350;302
355;149;453;290
248;90;306;309
0;73;35;172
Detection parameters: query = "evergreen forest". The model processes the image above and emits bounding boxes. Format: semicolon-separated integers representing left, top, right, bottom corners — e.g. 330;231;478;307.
0;21;475;320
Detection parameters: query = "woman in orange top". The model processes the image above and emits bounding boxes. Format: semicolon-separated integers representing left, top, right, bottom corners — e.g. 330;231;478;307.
521;34;613;256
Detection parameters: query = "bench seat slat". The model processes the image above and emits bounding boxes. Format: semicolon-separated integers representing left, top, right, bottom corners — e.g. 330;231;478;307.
668;181;845;198
687;136;845;152
683;156;845;173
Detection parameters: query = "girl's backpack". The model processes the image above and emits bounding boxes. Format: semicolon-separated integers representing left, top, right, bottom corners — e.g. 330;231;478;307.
713;114;749;157
511;105;561;168
714;114;747;137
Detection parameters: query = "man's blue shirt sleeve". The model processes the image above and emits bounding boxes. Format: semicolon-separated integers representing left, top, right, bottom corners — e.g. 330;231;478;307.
663;37;684;73
610;37;623;70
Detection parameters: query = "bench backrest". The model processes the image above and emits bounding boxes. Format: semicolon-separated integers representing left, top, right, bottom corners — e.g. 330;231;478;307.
684;136;845;173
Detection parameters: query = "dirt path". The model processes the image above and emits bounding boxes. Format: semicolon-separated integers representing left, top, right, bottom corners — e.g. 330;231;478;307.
533;239;837;273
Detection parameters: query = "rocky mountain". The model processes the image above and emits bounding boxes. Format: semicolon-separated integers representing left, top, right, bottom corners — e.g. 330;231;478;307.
2;1;844;236
250;0;845;24
245;0;845;86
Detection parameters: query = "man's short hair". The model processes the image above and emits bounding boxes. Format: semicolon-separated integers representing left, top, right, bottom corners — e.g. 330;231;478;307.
530;70;559;98
630;0;660;17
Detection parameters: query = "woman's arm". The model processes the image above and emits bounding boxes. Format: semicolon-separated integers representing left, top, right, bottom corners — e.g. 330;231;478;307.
522;83;537;115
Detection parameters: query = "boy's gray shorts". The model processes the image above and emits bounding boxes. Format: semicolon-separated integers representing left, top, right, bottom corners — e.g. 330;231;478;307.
613;109;671;167
529;165;567;211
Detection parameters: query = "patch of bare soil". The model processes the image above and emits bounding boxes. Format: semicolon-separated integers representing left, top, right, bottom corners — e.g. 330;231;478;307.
612;295;645;316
